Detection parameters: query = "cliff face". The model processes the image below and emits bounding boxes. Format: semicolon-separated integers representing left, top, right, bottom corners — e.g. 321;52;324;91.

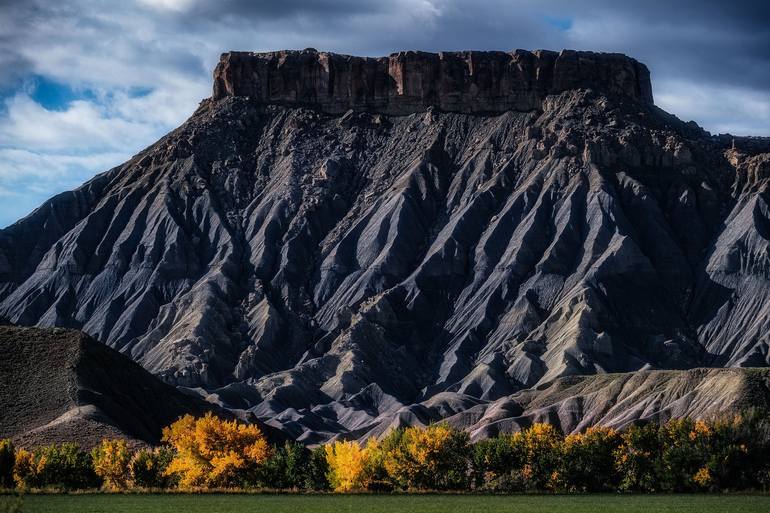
1;49;769;443
212;49;653;115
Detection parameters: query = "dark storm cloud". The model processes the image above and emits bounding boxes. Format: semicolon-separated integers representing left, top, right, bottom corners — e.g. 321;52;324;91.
549;0;770;91
186;0;770;101
181;0;386;19
3;0;769;100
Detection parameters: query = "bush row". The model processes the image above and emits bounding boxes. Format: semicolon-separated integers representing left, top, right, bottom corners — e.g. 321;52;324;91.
1;410;769;493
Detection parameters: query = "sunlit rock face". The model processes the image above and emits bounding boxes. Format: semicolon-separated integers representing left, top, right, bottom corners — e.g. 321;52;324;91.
212;48;653;114
1;49;769;443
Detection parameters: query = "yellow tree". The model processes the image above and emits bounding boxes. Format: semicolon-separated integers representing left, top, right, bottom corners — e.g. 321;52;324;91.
12;448;36;489
324;439;377;492
162;413;271;488
91;439;132;490
512;422;562;490
382;424;470;490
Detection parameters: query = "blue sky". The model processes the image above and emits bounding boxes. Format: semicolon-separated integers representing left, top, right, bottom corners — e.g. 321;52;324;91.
1;0;769;228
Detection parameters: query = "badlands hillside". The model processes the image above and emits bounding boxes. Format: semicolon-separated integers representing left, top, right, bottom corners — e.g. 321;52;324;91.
1;49;769;443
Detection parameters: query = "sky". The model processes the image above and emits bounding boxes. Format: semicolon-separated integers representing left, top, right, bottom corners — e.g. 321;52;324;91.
0;0;769;228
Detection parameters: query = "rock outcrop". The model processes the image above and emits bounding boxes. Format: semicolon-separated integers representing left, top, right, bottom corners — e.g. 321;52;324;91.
213;49;653;114
1;49;769;443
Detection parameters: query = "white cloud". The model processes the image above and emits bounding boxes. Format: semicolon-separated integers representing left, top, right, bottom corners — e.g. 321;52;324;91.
0;148;130;227
0;95;154;151
656;80;770;136
137;0;198;12
0;0;767;226
0;148;127;184
0;82;206;226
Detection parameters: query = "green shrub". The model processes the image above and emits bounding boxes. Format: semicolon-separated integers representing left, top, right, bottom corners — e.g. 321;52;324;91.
471;434;522;490
38;443;99;489
705;410;770;491
561;426;622;492
16;443;99;490
304;446;330;491
614;423;661;492
129;447;175;489
257;441;310;489
657;418;712;492
0;440;14;489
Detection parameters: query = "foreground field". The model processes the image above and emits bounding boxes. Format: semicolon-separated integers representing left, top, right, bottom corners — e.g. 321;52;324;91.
2;494;770;513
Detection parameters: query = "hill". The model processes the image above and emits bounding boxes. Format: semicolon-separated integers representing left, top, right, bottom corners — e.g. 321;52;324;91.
0;325;257;448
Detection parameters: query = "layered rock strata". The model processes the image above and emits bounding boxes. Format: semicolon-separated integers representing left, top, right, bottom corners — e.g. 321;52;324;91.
213;49;653;114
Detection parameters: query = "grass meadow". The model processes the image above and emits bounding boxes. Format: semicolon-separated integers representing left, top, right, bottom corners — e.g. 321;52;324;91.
2;493;770;513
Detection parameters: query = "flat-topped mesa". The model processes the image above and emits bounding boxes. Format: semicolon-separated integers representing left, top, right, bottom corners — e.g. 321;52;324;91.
212;48;653;115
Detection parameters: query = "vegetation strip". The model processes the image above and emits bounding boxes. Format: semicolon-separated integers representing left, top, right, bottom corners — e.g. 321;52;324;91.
1;410;769;494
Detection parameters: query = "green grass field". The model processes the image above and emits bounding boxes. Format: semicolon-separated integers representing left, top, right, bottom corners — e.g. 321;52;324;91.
2;494;769;513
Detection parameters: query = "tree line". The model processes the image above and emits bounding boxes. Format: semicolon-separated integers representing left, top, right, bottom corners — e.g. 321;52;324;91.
1;411;769;493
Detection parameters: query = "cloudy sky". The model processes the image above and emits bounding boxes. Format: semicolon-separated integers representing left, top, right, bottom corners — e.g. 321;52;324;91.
0;0;768;227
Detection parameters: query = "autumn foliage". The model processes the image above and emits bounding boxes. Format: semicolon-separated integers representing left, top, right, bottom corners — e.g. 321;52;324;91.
3;410;770;492
91;439;132;490
512;422;562;490
324;439;377;491
561;426;622;491
12;443;98;489
161;412;271;488
381;424;470;490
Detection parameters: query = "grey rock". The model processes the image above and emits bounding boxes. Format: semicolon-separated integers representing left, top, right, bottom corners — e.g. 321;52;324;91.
1;49;769;442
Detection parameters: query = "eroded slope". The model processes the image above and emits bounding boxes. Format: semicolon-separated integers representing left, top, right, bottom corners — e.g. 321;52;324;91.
1;49;769;441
